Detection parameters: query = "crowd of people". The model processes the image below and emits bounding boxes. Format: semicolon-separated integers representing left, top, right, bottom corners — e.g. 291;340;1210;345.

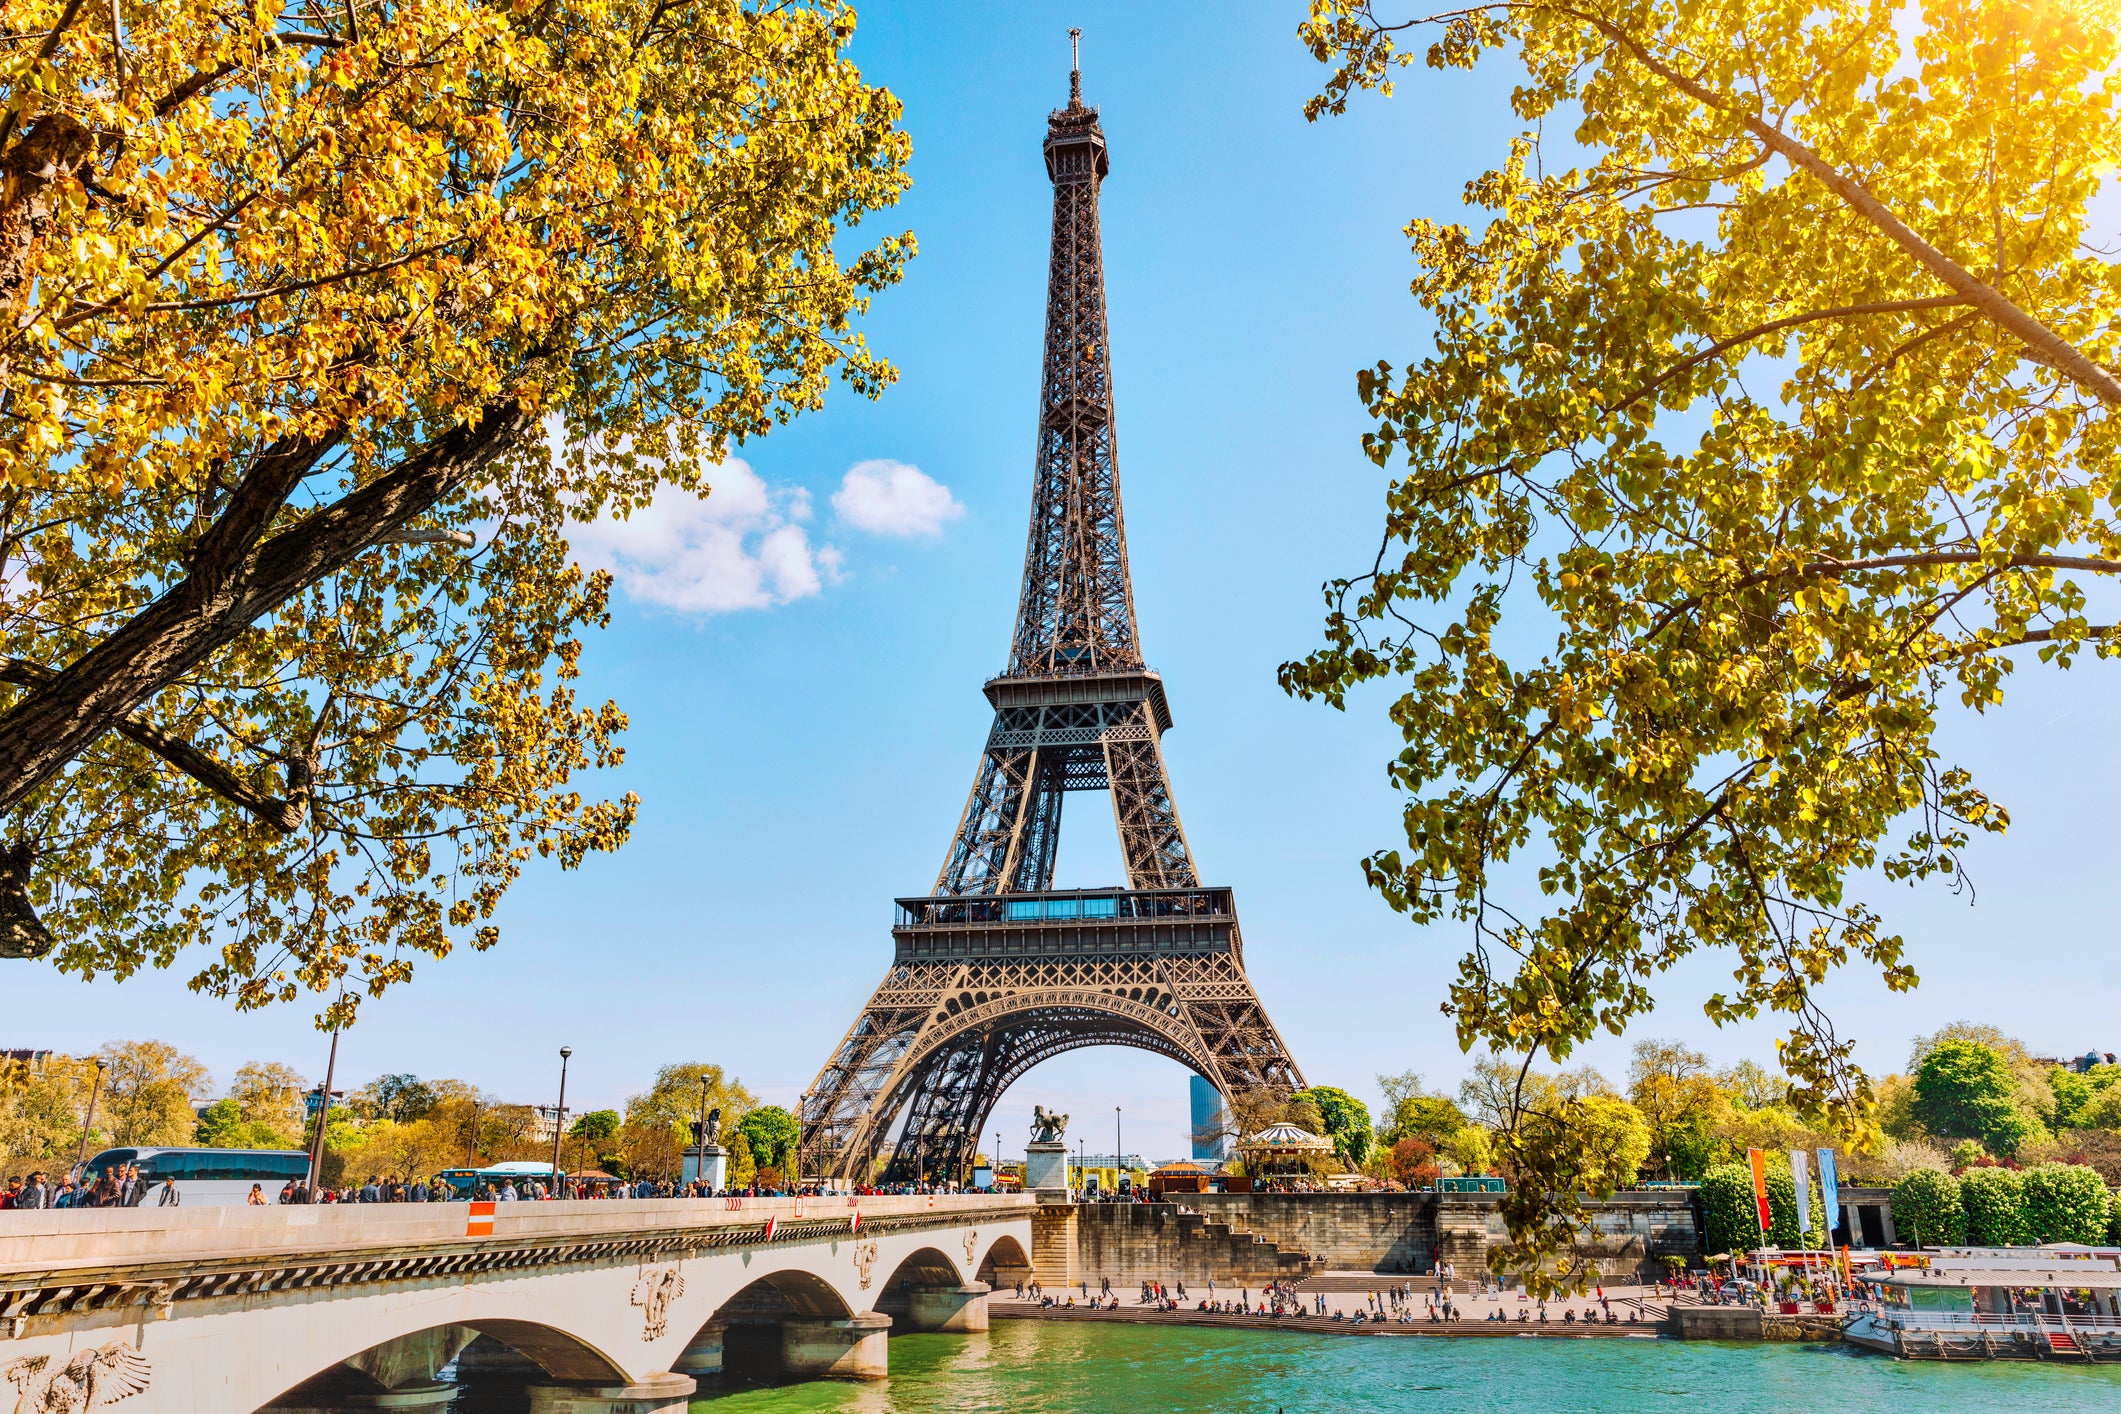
0;1165;947;1209
0;1164;169;1209
1002;1268;1668;1332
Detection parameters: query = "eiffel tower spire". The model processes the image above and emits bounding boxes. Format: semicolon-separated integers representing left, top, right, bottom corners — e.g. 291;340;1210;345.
799;54;1303;1186
932;60;1196;898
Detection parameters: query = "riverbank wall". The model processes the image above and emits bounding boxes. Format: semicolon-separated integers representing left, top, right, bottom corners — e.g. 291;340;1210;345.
1058;1192;1704;1287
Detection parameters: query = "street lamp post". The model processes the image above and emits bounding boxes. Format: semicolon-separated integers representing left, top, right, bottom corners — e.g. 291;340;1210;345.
72;1058;108;1181
1115;1106;1122;1196
551;1047;572;1200
304;1030;341;1195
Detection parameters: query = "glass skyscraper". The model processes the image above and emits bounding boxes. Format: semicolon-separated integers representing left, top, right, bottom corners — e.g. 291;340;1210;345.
1190;1074;1229;1161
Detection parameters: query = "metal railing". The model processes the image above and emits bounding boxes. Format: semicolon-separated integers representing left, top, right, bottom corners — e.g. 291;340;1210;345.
1870;1310;2121;1331
895;887;1235;929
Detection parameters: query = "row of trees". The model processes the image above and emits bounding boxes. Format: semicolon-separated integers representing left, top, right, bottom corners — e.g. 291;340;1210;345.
1260;1019;2105;1204
0;1042;303;1162
0;1044;795;1187
1888;1163;2117;1250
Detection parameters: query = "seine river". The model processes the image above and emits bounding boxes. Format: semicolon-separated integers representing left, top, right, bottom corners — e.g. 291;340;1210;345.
682;1321;2121;1413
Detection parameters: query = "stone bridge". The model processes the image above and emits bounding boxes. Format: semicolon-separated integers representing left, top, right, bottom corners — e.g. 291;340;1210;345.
0;1193;1035;1412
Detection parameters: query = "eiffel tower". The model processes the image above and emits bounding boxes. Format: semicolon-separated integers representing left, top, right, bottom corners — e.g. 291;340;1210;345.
798;44;1304;1185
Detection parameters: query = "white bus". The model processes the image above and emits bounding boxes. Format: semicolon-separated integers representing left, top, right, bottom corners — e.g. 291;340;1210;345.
82;1147;312;1207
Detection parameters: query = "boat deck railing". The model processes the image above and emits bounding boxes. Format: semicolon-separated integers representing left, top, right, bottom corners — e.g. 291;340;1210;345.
1871;1310;2121;1332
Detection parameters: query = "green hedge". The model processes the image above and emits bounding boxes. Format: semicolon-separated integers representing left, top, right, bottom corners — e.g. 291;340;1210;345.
1701;1163;1760;1255
2021;1164;2108;1245
1959;1165;2030;1245
1890;1168;1965;1247
1700;1158;1828;1252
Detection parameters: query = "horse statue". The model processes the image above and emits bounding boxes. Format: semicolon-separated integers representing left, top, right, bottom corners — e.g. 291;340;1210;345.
1030;1105;1069;1143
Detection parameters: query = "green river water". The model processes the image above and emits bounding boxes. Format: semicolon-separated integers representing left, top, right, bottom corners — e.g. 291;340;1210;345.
684;1321;2121;1413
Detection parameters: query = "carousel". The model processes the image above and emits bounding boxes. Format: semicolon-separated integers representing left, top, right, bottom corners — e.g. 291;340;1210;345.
1237;1122;1336;1188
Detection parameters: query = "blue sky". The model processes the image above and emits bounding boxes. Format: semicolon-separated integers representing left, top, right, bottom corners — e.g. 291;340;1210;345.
11;1;2118;1164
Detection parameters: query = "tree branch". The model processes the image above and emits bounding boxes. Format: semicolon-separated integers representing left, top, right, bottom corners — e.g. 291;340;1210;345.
1742;550;2121;591
0;400;531;813
0;659;303;832
1567;4;2121;407
1607;297;1968;415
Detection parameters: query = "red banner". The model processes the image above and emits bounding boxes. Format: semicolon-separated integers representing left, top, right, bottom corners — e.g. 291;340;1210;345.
1747;1148;1772;1234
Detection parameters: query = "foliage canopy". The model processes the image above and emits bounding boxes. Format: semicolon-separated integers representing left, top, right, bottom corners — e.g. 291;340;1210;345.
1914;1039;2036;1154
0;0;909;1024
1292;0;2121;1277
1292;0;2121;1095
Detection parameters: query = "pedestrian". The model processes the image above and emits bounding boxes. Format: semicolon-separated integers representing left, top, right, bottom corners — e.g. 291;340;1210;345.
246;1183;266;1206
158;1177;182;1207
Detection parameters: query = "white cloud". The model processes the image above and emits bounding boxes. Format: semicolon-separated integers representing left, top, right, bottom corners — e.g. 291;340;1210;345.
831;460;965;537
570;458;837;614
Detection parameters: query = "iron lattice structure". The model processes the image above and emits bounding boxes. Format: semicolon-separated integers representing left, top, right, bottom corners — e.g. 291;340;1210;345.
799;65;1304;1186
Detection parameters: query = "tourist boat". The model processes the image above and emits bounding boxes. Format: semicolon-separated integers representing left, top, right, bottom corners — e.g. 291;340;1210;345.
1842;1245;2121;1360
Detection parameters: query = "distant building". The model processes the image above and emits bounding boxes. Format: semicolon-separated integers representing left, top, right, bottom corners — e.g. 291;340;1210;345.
1190;1075;1228;1162
530;1105;568;1145
2033;1050;2115;1074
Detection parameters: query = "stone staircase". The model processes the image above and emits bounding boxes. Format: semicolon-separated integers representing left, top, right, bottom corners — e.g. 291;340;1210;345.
1072;1202;1326;1287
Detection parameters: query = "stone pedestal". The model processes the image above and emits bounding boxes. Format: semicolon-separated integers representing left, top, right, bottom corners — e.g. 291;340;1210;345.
524;1372;696;1413
682;1145;727;1190
901;1281;990;1333
779;1312;892;1381
1031;1202;1078;1289
1024;1140;1070;1196
671;1320;725;1377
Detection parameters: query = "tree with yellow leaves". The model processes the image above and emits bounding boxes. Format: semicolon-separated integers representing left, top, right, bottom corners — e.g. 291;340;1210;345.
0;0;911;1022
1291;0;2121;1280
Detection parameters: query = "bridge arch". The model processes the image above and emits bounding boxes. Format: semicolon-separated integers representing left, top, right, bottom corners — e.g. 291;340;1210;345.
709;1267;855;1324
876;1244;967;1292
974;1233;1033;1289
259;1318;630;1411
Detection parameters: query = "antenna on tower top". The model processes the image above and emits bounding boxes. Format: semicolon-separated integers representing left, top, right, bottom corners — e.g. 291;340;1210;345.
1069;27;1082;104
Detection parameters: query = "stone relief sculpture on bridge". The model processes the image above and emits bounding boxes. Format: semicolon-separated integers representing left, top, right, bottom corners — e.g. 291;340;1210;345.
629;1266;686;1342
963;1228;979;1266
854;1237;880;1289
3;1341;151;1414
1029;1106;1068;1143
